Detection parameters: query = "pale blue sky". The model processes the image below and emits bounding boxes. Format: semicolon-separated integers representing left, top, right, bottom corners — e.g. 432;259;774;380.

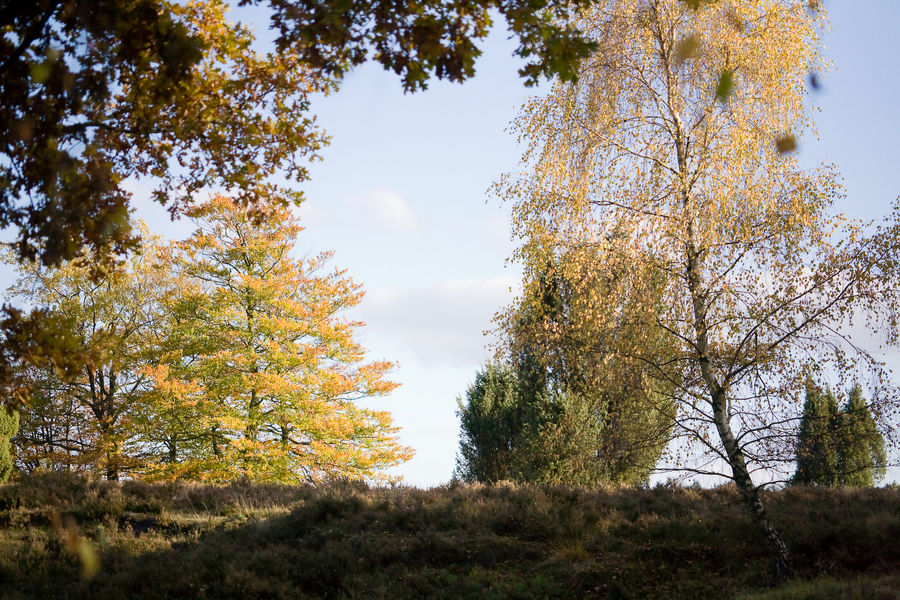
294;30;532;486
8;2;899;487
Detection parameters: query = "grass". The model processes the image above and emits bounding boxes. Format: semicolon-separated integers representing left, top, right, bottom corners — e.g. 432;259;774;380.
0;474;898;599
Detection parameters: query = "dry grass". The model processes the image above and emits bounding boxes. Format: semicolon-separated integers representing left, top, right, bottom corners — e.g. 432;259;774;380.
0;474;898;599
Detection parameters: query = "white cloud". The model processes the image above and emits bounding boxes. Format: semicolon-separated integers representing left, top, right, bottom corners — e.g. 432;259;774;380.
297;188;420;233
360;188;420;232
357;275;520;367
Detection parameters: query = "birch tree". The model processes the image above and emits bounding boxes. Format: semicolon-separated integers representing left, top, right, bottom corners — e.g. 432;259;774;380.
499;0;900;578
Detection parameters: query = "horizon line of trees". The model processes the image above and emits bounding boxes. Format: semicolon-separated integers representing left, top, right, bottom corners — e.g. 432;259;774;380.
455;359;890;491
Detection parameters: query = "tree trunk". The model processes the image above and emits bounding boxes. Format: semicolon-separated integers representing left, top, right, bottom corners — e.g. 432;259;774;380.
711;389;793;581
685;225;793;582
246;388;260;442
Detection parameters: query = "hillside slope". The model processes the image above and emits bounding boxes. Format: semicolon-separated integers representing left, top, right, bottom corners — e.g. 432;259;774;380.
1;475;898;599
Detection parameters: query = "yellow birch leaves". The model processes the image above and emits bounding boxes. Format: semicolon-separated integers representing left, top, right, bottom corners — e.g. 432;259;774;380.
500;0;900;479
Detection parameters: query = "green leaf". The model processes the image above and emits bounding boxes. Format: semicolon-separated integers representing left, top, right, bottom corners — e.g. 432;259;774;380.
675;35;700;64
715;69;733;103
682;0;716;10
775;134;797;154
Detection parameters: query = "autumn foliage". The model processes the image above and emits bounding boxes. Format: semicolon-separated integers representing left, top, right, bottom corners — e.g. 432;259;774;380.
499;0;900;577
10;197;411;484
144;197;411;483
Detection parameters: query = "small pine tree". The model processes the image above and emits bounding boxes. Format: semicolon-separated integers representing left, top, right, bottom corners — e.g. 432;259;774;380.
793;383;887;487
793;384;841;486
0;408;19;482
837;385;887;487
454;363;522;483
454;363;611;487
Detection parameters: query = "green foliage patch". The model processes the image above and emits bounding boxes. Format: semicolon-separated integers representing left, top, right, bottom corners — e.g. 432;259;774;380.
0;410;16;482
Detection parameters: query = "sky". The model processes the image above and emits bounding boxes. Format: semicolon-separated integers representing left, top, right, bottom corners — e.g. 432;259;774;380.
9;1;899;487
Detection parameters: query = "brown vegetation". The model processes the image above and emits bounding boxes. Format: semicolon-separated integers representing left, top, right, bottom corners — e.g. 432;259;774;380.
1;474;898;599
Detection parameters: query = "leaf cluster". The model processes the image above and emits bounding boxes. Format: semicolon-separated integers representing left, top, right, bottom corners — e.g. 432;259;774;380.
0;0;602;273
262;0;597;92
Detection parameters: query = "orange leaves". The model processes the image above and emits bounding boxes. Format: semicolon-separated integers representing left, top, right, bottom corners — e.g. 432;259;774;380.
156;196;410;483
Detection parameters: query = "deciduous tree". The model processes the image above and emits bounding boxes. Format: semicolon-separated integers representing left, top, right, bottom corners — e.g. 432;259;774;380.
0;0;598;272
6;234;172;479
499;0;900;578
0;0;332;400
2;0;329;268
150;196;411;483
12;368;98;474
457;255;674;488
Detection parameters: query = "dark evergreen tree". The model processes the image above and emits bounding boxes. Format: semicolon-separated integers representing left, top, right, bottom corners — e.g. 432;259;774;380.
454;363;523;484
792;383;887;487
792;383;841;486
0;408;19;482
837;385;887;487
454;362;608;486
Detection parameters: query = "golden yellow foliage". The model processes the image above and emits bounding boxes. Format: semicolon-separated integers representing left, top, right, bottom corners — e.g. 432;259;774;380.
143;196;412;484
499;0;900;577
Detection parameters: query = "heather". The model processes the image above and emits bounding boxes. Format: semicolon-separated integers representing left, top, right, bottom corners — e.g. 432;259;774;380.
1;474;898;599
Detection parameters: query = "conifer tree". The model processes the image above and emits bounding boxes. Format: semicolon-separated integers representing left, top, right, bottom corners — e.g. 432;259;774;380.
455;363;522;483
0;408;18;482
792;384;887;487
792;384;841;486
838;385;887;487
455;362;610;486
